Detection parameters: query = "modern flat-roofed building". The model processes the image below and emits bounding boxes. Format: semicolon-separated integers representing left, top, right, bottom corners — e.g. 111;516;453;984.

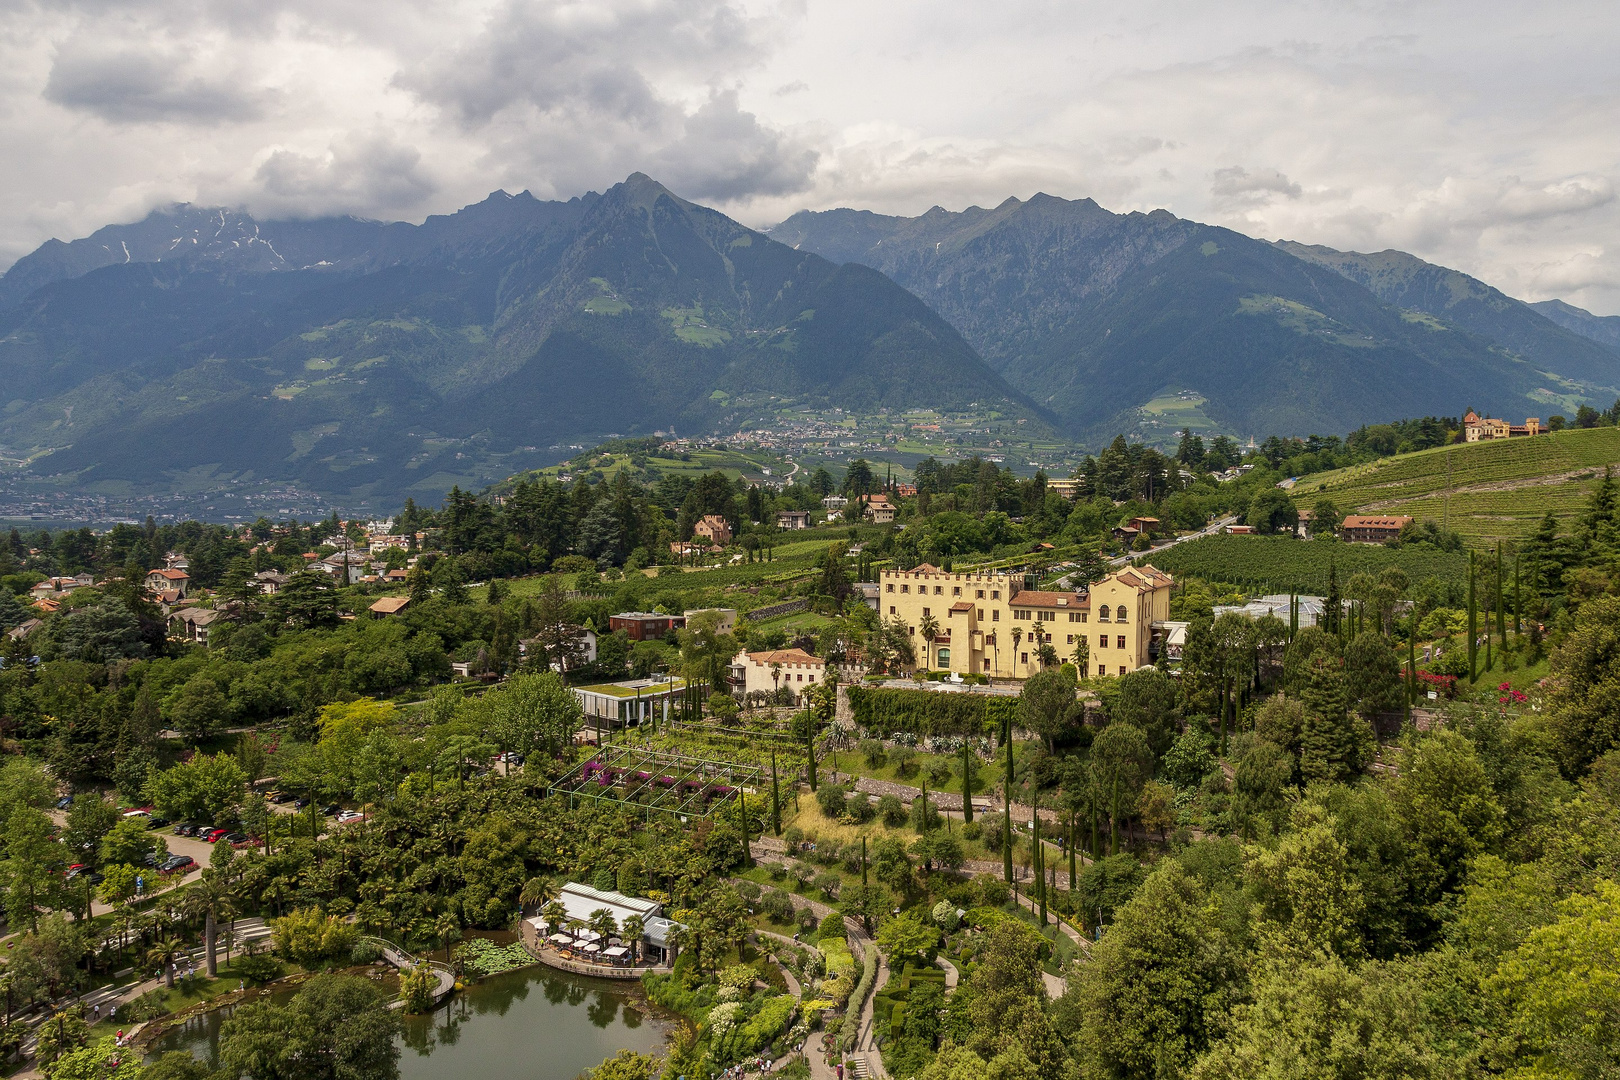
608;612;686;640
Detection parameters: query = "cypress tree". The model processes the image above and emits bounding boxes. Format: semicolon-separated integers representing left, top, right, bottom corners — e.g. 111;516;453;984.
1496;542;1507;644
1514;556;1522;636
1325;560;1342;636
1406;631;1416;727
806;723;818;792
770;749;782;836
1035;816;1047;926
1003;713;1014;884
1467;549;1478;683
961;739;974;824
738;786;752;868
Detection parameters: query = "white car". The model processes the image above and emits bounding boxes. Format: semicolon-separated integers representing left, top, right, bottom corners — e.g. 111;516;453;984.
335;810;364;823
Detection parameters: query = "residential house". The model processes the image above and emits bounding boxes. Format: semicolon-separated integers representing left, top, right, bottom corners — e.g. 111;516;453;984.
521;627;598;671
1341;515;1412;544
369;596;410;617
877;562;1173;679
1463;410;1541;441
1112;516;1161;543
318;554;365;585
608;612;686;641
693;515;733;547
145;568;190;598
729;648;826;699
368;534;411;555
863;495;896;524
1047;477;1083;499
683;608;737;635
254;570;290;595
384;569;409;585
776;510;812;530
168;607;224;646
821;494;848;513
7;618;42;642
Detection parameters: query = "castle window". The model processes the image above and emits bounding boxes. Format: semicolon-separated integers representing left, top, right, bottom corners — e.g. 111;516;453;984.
1115;605;1128;622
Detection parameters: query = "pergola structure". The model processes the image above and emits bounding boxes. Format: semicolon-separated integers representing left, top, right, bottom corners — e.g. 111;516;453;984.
548;745;768;820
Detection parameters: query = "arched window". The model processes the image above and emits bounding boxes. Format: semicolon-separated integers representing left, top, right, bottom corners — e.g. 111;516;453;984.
1115;605;1128;622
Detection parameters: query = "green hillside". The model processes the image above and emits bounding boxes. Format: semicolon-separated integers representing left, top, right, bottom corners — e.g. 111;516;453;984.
1289;427;1620;544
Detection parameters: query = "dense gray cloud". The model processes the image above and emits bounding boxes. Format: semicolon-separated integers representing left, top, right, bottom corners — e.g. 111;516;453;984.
1;0;1618;313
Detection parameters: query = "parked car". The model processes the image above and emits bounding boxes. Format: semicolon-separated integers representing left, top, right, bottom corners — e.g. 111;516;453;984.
230;835;259;849
320;805;340;817
122;807;153;818
56;795;74;810
143;852;161;868
268;791;295;804
173;823;196;836
201;828;229;843
221;832;248;845
146;817;170;830
64;863;87;879
81;871;104;886
335;810;363;824
290;798;310;810
161;854;196;873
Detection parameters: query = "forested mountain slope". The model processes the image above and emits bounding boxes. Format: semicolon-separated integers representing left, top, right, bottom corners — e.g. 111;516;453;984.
0;176;1030;502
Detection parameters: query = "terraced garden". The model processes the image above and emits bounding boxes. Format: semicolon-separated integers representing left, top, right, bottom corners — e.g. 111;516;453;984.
1289;426;1620;544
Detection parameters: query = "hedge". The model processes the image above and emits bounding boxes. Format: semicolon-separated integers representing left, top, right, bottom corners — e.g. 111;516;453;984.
846;686;1019;737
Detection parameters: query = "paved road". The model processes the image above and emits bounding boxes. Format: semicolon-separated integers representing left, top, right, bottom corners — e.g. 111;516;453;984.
47;813;223;918
1052;515;1238;588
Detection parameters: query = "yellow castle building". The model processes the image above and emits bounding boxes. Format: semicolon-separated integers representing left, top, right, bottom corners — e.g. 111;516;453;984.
876;562;1174;679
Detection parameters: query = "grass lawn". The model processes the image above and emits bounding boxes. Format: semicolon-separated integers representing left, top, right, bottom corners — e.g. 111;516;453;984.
825;747;989;800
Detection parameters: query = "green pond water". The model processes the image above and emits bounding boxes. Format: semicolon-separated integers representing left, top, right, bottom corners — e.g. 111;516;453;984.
148;965;670;1080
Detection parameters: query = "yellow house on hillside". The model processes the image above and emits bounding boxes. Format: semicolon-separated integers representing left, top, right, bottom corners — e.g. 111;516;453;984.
877;563;1173;679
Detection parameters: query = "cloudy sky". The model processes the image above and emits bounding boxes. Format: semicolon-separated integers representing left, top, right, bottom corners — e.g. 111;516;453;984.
4;0;1619;311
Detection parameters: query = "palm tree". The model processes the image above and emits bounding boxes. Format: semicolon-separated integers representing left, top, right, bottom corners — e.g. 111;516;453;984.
587;908;619;950
1036;642;1058;669
146;936;185;989
1070;633;1090;677
918;613;940;670
541;901;567;938
186;871;236;978
1011;626;1023;666
520;877;557;915
620;915;646;964
434;911;462;963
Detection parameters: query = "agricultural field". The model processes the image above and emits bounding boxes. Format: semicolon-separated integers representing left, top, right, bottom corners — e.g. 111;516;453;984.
483;535;852;616
1144;535;1470;595
1289;426;1620;545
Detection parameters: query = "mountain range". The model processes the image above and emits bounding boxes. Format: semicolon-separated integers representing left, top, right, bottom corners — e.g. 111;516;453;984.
770;200;1620;441
3;174;1619;505
0;175;1029;504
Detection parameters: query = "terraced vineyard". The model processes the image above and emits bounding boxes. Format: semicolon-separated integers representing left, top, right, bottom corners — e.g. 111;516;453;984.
1289;427;1620;545
1146;535;1470;595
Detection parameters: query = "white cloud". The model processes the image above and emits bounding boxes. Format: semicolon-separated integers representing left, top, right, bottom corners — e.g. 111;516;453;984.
0;0;1617;312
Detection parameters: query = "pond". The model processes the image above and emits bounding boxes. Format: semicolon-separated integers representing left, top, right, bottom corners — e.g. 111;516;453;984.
148;964;671;1080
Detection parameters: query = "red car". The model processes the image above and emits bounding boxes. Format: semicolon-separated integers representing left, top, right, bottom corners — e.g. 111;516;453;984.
201;828;229;843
